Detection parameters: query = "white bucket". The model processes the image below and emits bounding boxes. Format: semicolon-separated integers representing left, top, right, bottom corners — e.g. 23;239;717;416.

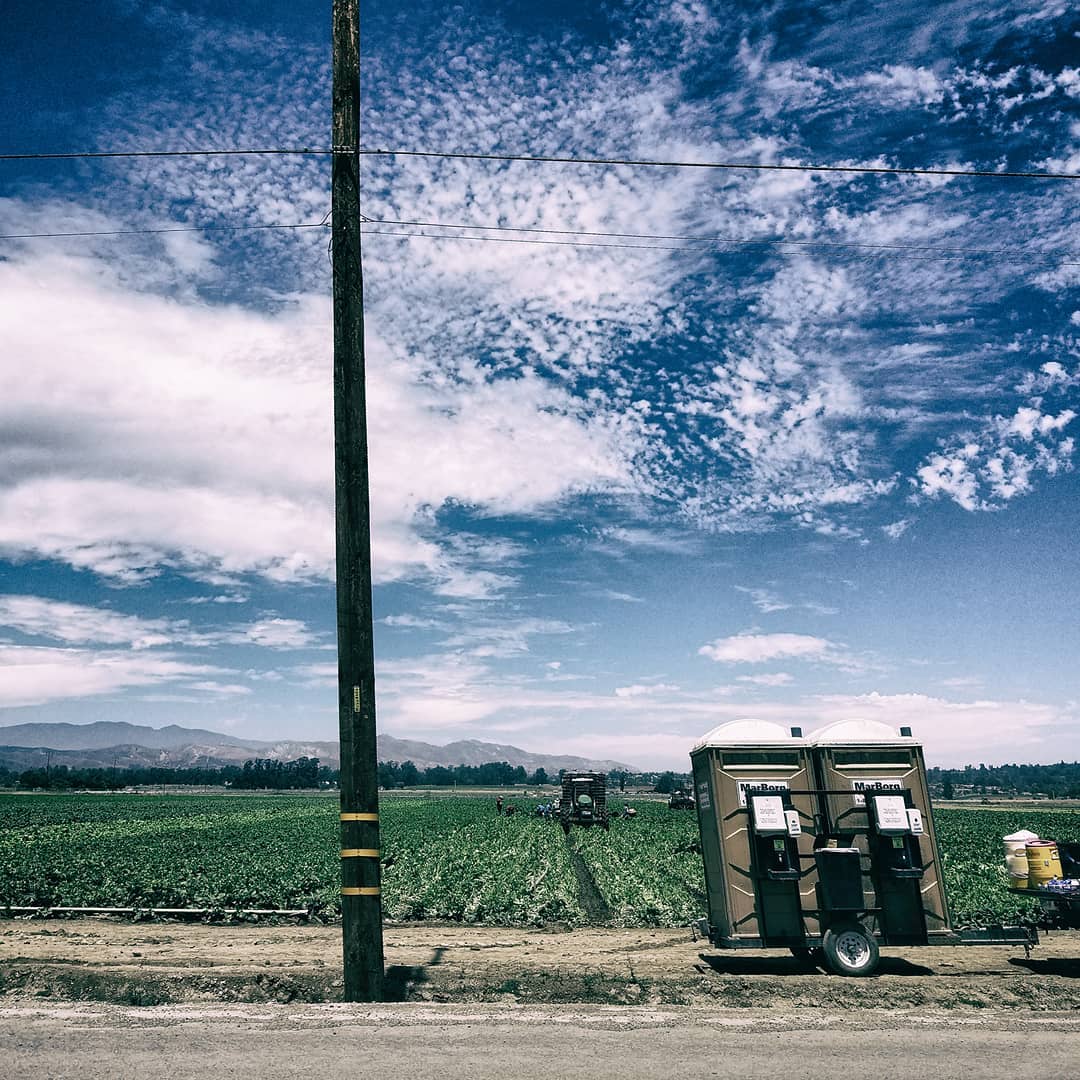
1004;830;1039;878
1006;851;1029;877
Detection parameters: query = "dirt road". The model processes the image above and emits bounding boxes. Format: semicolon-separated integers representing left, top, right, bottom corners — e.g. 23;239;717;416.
2;1001;1079;1080
2;920;1078;1010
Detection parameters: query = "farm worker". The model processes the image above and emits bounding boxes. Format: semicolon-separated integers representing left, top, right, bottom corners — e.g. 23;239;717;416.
496;795;503;814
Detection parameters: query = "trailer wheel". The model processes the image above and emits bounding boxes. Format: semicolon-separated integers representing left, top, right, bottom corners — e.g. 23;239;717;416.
789;946;823;969
822;922;879;977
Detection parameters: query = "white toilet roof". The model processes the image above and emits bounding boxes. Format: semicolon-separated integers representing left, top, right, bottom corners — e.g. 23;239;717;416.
692;719;803;751
809;718;918;745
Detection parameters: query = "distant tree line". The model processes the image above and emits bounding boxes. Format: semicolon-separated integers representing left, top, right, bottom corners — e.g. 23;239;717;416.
233;757;333;789
377;760;546;788
3;757;559;791
0;757;331;792
929;762;1080;799
4;758;1078;797
651;771;692;794
377;763;694;790
0;759;704;792
4;763;244;791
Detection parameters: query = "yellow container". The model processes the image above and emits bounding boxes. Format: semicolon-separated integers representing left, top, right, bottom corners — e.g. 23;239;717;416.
1026;841;1062;885
1009;873;1028;890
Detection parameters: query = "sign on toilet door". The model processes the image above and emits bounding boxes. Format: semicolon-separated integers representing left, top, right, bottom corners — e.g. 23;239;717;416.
737;780;789;807
851;778;903;807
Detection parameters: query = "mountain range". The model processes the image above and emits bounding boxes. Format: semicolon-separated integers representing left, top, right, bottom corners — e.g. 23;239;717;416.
0;721;637;775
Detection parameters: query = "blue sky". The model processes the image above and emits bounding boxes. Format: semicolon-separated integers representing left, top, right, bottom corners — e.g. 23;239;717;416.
0;0;1077;769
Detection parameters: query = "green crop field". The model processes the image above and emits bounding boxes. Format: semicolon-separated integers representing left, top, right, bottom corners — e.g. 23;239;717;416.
1;794;1077;927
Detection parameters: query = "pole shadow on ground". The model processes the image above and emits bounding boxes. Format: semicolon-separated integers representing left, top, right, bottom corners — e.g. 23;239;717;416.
382;945;448;1001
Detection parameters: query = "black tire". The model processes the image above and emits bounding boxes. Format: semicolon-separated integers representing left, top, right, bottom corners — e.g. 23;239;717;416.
789;946;824;969
822;922;880;977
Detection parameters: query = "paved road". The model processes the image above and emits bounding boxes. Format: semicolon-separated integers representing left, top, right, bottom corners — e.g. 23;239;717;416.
3;1003;1079;1080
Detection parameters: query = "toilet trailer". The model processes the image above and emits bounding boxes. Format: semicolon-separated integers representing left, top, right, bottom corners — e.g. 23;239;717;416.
691;718;1035;975
809;718;951;944
690;720;819;950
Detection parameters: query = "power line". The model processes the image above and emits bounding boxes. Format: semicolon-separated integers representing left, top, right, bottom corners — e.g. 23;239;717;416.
359;226;1080;264
0;145;1076;181
0;148;328;161
362;227;711;254
3;211;1077;265
361;214;1080;262
362;148;1080;182
0;220;329;240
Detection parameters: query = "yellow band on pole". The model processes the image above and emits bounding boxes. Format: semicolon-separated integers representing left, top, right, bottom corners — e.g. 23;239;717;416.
341;887;380;896
340;848;380;858
340;812;379;821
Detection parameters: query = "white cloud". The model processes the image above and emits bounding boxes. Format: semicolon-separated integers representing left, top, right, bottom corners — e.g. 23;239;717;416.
915;448;982;510
0;644;233;708
914;399;1077;511
0;595;320;652
809;692;1066;762
0;595;174;650
595;528;703;556
241;618;318;650
737;672;794;686
368;655;1074;767
599;590;645;604
698;632;837;664
735;586;791;613
292;662;338;686
1018;362;1080;394
882;519;913;539
614;683;681;698
856;65;945;106
1005;405;1076;441
374;652;507;731
186;681;253;696
0;241;647;595
735;586;838;616
823;203;967;245
441;618;576;658
941;676;983;689
383;614;440;629
550;689;1073;767
668;257;905;531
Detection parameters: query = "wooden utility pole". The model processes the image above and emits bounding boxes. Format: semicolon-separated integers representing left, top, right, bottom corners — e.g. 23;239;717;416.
332;0;384;1002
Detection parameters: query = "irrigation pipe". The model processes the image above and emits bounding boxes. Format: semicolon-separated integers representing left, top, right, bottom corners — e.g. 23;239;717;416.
1;905;312;919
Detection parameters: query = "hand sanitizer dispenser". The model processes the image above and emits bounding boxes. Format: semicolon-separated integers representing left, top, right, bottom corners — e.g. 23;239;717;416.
871;795;923;878
750;796;801;879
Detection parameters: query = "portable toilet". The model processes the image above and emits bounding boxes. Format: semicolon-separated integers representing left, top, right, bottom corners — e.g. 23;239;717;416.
809;719;950;944
690;720;819;949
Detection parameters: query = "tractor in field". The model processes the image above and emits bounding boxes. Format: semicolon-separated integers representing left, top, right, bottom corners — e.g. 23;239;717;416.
668;789;695;809
559;772;609;833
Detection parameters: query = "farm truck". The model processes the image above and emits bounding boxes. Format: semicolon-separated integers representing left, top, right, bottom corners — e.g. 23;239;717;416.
559;772;609;833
